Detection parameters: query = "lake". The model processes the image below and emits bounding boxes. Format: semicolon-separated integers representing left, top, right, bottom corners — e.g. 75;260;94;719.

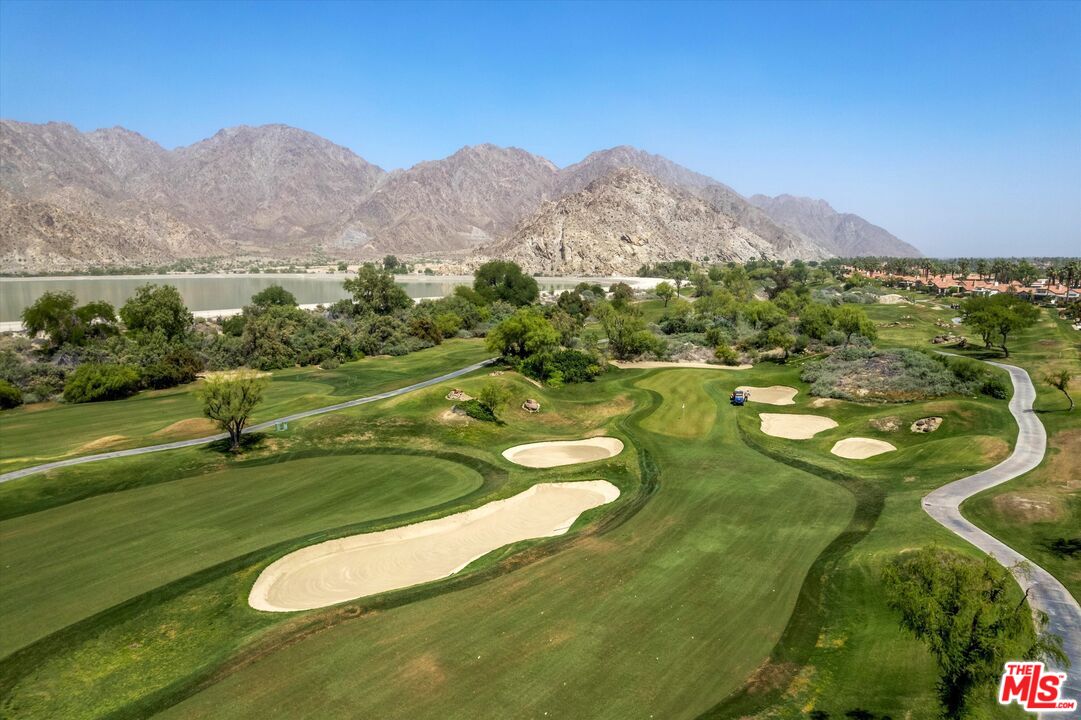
0;274;654;323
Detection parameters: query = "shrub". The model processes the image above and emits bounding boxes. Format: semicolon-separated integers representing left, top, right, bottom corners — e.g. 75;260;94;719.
63;363;142;403
544;349;603;384
980;375;1009;399
458;399;498;423
714;344;741;366
801;348;965;402
477;381;513;415
0;379;23;409
142;346;203;389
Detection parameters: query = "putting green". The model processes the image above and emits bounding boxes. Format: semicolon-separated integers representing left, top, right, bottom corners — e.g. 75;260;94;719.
0;453;484;655
636;369;717;438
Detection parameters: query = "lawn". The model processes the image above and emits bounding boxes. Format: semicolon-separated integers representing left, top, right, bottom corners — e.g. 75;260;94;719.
0;309;1052;719
0;453;485;656
1;366;854;720
0;338;492;472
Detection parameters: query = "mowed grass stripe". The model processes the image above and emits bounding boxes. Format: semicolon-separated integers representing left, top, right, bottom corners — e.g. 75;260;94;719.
153;377;853;720
636;369;718;438
0;454;483;656
0;339;491;472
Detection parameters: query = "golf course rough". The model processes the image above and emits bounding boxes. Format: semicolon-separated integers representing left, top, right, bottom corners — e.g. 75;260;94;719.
249;480;620;612
830;437;897;459
501;437;625;468
758;413;839;439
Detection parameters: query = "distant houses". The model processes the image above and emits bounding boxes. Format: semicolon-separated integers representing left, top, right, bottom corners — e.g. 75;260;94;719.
846;269;1081;305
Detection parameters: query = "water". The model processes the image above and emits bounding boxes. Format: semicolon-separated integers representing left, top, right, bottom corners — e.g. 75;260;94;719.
0;274;649;322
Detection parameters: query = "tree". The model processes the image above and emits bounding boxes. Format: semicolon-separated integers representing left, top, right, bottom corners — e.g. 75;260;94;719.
609;282;635;309
761;323;796;361
250;284;298;308
1044;369;1074;411
485;309;559;363
477;381;513;417
799;303;836;340
63;363;142;403
655;281;676;307
882;547;1065;719
962;294;1039;357
336;261;348;271
834;305;877;345
120;284;193;341
596;303;664;360
556;289;593;320
383;255;400;271
473;261;539;306
21;292;117;348
343;265;413;315
199;370;269;450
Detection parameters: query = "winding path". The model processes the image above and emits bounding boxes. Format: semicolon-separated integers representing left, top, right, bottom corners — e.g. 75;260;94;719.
922;360;1081;705
0;358;497;484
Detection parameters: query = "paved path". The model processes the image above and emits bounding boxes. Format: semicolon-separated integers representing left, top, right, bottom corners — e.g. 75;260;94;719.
922;360;1081;706
0;358;497;483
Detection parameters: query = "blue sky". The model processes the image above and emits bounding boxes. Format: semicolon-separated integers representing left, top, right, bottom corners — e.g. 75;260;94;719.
1;0;1078;257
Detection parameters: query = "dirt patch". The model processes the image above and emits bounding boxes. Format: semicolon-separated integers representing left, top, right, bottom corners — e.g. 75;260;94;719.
73;435;128;453
992;493;1065;523
437;408;470;424
759;413;838;440
1049;429;1081;489
809;397;841;409
976;436;1010;464
830;437;896;459
153;417;217;437
869;416;902;432
743;659;800;695
399;652;447;692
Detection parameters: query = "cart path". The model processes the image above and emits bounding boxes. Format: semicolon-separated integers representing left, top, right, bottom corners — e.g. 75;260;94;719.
922;360;1080;705
0;358;497;484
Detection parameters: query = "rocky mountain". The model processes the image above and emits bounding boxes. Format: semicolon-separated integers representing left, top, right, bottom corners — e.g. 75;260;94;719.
336;144;558;254
484;167;785;275
0;119;916;272
749;193;921;258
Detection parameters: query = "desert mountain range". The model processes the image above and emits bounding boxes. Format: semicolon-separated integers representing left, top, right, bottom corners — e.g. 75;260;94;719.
0;120;920;273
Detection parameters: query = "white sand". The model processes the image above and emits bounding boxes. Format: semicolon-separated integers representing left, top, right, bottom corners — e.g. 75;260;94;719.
759;413;839;440
878;294;909;304
249;480;620;612
502;437;624;468
830;437;897;459
609;360;752;370
735;385;798;406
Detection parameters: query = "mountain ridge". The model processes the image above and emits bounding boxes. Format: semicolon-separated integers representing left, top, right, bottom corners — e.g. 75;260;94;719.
0;120;918;272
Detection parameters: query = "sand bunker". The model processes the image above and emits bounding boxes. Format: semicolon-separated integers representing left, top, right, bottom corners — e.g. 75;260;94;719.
249;480;620;612
878;294;909;304
759;413;838;440
502;437;624;468
830;437;897;459
609;360;752;370
736;385;798;405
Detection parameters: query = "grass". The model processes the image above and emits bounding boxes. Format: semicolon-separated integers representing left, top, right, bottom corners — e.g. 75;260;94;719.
0;453;484;656
0;299;1058;719
1;366;854;719
0;339;492;472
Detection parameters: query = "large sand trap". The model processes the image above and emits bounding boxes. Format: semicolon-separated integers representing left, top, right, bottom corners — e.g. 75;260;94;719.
830;437;897;459
249;480;620;612
759;413;838;440
609;360;752;370
736;385;798;405
502;437;624;468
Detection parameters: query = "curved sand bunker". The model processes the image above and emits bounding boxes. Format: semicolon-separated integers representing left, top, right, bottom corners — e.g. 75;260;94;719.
831;437;897;459
609;360;752;370
736;385;798;406
502;437;624;468
250;480;619;612
759;413;838;440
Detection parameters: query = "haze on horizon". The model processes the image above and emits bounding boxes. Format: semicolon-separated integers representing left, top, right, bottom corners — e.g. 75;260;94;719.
1;0;1078;257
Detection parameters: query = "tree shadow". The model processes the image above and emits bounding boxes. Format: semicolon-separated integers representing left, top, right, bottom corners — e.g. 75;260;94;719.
205;432;267;455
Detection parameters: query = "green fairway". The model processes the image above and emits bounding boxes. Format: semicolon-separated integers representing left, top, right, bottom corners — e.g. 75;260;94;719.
0;453;484;656
0;339;491;472
636;368;718;437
